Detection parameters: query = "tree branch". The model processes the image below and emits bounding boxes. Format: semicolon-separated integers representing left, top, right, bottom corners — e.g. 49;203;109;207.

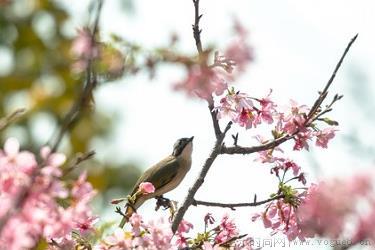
221;34;358;155
50;0;103;153
171;122;232;233
193;194;285;210
208;101;222;139
62;150;96;176
0;108;26;131
221;134;293;155
192;0;222;139
307;34;358;122
192;0;203;55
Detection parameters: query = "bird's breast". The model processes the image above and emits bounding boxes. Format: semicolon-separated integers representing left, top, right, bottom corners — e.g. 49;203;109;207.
153;158;191;197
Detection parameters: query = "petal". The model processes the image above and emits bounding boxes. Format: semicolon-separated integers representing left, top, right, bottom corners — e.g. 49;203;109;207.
4;137;19;157
50;153;66;167
40;146;51;160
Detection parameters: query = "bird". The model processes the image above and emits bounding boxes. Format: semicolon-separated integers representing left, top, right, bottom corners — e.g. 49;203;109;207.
119;136;194;228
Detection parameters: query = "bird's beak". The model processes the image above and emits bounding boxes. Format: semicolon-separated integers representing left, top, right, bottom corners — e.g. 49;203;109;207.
189;136;194;142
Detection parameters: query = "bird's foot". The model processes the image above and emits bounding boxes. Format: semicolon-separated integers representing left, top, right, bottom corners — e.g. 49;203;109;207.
155;196;177;220
155;196;170;211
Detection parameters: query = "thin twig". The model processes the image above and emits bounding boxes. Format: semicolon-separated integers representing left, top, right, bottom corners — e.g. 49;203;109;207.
193;194;285;210
192;0;203;55
208;101;222;139
192;0;222;139
232;133;239;146
0;108;26;131
306;34;358;122
221;134;293;154
219;234;248;247
50;0;103;153
63;150;96;176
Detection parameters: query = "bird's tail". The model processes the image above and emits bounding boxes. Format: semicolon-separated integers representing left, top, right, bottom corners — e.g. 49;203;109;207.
119;203;135;228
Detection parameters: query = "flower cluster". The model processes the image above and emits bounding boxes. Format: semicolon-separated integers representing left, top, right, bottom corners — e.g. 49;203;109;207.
174;21;253;101
0;138;97;250
216;89;338;151
298;174;375;241
189;213;253;249
174;65;229;101
252;173;375;243
251;155;308;241
252;197;306;241
216;88;277;129
224;19;254;74
95;213;253;250
213;85;343;243
96;214;173;250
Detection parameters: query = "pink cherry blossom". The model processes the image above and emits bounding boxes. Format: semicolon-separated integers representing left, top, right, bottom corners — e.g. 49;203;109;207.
178;219;193;234
298;175;374;240
315;127;337;148
101;228;132;249
236;108;255;129
71;28;98;59
174;65;228;101
71;28;99;73
0;138;97;249
292;130;312;151
281;100;309;135
224;19;253;73
214;214;238;244
138;182;155;194
254;89;277;125
252;188;311;241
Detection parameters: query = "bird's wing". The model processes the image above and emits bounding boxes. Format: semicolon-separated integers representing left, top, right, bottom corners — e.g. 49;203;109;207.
130;156;178;196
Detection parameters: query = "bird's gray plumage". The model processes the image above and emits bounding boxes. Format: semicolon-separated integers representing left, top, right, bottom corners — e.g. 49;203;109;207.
119;136;193;228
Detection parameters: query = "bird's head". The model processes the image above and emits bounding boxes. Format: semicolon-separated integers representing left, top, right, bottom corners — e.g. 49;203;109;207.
172;136;194;158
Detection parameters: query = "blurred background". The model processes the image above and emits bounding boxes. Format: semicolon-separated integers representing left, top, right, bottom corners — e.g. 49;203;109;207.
1;0;375;249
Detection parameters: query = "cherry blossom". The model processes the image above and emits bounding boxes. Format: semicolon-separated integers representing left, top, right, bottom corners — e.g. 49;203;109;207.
224;19;253;73
0;138;97;249
138;182;155;194
214;214;238;244
298;175;374;240
71;28;98;60
174;65;228;101
315;127;337;148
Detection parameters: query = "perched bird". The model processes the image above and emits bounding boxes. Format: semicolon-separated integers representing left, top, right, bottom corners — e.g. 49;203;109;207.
119;136;194;228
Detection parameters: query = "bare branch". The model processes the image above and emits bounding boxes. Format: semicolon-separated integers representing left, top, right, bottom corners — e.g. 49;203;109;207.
63;150;96;176
193;194;285;210
192;0;203;55
0;108;26;131
208;101;222;139
191;0;222;139
221;134;293;155
50;0;104;153
307;34;358;122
